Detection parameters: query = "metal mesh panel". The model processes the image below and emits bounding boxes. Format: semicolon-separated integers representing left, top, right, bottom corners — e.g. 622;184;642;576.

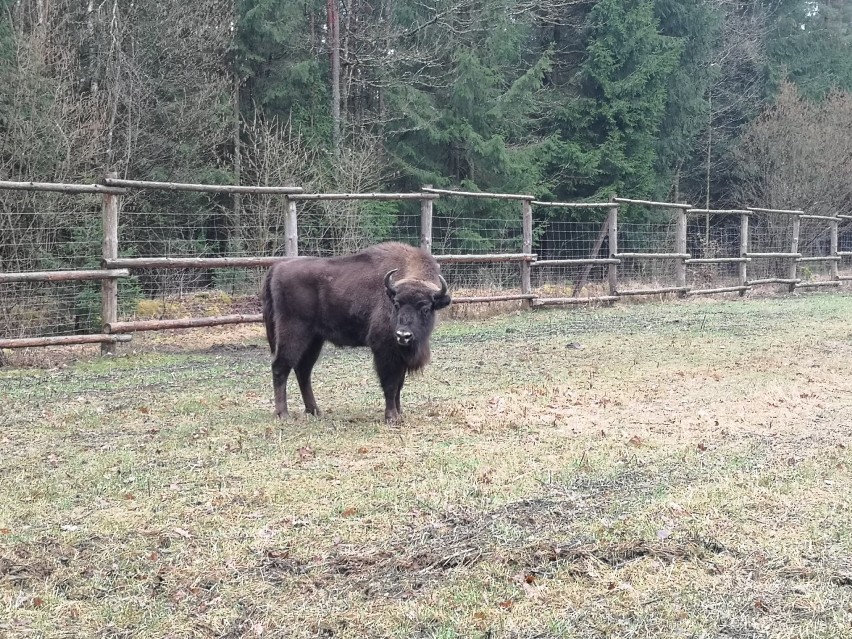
686;214;743;290
748;215;794;281
532;264;609;298
796;219;835;284
297;200;421;257
431;198;523;255
119;191;272;260
618;219;677;290
840;223;852;279
0;280;101;339
534;210;609;261
0;192;102;272
440;262;521;293
0;191;104;339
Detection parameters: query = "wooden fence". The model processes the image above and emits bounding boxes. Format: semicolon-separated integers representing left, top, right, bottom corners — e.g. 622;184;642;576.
0;177;850;351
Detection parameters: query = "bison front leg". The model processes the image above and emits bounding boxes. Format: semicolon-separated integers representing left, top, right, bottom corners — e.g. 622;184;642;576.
374;350;406;424
395;373;406;417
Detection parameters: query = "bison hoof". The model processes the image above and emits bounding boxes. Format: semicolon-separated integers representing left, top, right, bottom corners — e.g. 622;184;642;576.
305;407;321;417
275;410;290;419
384;412;403;425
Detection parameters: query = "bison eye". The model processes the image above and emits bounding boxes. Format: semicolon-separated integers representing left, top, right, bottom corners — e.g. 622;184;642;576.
421;306;431;316
392;301;400;310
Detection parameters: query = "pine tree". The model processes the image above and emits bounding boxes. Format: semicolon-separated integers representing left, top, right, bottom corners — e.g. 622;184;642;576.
548;0;682;201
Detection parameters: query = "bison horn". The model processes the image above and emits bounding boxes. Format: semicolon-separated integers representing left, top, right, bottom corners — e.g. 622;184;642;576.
436;274;448;298
384;269;399;295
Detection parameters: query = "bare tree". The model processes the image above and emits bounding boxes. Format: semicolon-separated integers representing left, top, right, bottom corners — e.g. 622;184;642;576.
735;79;852;215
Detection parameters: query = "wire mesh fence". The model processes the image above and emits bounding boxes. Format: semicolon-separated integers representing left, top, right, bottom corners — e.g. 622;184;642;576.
432;198;525;255
0;280;98;340
841;223;852;279
0;190;104;340
686;215;742;290
797;218;836;284
2;183;852;347
297;199;421;257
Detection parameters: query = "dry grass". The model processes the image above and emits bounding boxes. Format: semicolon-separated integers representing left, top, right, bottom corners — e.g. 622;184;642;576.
2;292;852;638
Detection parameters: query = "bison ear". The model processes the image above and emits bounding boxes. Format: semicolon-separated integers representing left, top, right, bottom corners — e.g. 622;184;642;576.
432;292;452;310
432;274;451;310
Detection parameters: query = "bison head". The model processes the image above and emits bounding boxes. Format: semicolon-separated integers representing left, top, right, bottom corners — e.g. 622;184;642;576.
384;269;451;347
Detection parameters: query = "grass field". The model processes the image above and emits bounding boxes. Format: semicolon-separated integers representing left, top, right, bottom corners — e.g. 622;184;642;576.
2;292;852;638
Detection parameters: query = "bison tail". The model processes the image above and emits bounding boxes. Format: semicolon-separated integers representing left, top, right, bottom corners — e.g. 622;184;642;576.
262;268;276;355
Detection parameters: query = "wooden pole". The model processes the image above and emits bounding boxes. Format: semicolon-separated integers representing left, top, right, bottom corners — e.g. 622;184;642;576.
534;296;620;307
675;206;688;293
521;199;533;307
0;269;129;284
739;213;749;296
103;177;302;194
0;334;132;349
0;180;126;195
613;197;692;210
830;220;839;281
615;253;691;259
106;314;263;334
434;253;536;264
291;192;436;201
101;171;119;355
608;196;618;296
284;179;298;257
422;187;535;201
789;215;800;292
421;185;433;253
453;294;538;304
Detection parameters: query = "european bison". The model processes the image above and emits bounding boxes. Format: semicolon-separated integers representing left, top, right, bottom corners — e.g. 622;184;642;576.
261;242;451;422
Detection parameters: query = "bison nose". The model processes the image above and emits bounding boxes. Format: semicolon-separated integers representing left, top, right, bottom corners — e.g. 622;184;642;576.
395;330;413;345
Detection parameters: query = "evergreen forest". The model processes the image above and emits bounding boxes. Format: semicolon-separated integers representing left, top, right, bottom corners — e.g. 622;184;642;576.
1;0;851;264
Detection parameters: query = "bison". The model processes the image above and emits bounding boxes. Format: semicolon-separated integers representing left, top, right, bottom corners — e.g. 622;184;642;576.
261;242;451;423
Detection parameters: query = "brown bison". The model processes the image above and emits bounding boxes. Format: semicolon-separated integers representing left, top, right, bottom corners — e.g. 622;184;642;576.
262;242;451;423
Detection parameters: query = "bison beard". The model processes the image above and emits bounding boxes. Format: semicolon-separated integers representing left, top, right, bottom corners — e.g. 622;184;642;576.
262;242;452;423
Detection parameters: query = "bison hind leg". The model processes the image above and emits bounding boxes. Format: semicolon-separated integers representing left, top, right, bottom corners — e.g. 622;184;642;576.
295;336;324;416
271;351;292;419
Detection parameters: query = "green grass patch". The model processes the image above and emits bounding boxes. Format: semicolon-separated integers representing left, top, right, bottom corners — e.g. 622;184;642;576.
2;293;852;637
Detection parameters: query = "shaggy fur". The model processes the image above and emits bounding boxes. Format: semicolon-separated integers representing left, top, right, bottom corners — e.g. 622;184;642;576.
262;242;451;423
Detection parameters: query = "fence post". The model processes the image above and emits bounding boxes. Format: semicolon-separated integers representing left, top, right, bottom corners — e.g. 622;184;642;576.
521;198;533;307
789;214;800;292
830;219;839;281
607;196;618;296
284;179;298;257
739;212;749;295
101;171;119;355
420;185;433;253
675;205;688;293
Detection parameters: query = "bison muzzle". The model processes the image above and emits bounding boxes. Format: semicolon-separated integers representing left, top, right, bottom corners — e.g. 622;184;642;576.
262;242;451;423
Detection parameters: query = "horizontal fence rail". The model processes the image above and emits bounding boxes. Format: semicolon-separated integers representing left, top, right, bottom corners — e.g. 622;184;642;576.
0;269;130;284
1;180;850;351
0;179;127;195
103;177;303;194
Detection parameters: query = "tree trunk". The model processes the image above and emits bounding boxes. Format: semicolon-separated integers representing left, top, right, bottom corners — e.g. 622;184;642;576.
328;0;341;154
233;71;242;247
